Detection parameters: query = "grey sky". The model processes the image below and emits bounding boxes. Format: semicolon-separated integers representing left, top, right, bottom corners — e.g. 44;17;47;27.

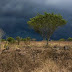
0;0;72;39
0;0;72;12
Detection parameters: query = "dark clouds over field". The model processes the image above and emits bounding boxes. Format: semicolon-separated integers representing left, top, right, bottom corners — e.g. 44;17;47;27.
0;0;72;40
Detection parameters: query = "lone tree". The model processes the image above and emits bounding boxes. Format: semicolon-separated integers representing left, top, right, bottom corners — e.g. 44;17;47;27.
27;12;67;46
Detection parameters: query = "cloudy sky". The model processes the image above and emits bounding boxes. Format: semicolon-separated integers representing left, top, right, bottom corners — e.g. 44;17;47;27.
0;0;72;12
0;0;72;39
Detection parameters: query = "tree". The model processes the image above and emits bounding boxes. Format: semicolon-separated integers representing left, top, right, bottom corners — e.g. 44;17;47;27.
26;37;31;41
7;37;15;44
23;37;31;45
23;38;27;45
27;12;67;46
67;37;72;41
26;37;31;44
16;36;21;45
59;38;65;41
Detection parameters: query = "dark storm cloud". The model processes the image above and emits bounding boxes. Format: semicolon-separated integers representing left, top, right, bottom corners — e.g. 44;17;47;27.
0;0;72;39
0;0;72;16
0;0;71;25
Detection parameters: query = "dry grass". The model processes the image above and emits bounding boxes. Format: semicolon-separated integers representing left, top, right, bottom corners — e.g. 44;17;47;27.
0;41;72;72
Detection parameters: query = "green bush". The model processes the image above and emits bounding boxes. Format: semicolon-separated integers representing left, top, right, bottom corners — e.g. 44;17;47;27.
67;37;72;41
59;38;65;41
16;36;21;45
23;38;27;41
7;37;15;43
2;39;6;41
26;37;31;41
23;37;31;45
21;38;24;41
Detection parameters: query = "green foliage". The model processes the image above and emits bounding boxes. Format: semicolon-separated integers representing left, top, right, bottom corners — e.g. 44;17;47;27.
26;37;31;41
23;37;31;45
27;12;67;45
67;37;72;41
16;36;21;45
59;38;65;41
7;37;15;43
21;38;24;41
2;39;5;41
23;38;27;41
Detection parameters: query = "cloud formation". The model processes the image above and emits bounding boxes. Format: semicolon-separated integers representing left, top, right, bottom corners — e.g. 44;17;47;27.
0;0;72;39
0;0;72;12
44;0;72;11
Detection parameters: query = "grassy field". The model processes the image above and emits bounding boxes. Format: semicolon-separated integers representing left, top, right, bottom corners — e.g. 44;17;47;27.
0;41;72;72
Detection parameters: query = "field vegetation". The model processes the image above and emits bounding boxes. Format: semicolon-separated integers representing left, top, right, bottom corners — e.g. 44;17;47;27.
0;39;72;72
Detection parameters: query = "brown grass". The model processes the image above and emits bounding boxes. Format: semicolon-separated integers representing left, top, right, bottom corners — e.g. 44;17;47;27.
0;41;72;72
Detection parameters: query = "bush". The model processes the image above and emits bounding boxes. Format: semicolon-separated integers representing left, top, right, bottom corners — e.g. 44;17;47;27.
23;37;31;45
2;39;5;41
16;36;21;45
21;38;24;41
67;37;72;41
23;38;27;41
7;37;15;43
26;37;31;41
59;38;65;41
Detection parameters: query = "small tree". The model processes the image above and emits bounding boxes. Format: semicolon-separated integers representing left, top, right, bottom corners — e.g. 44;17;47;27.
26;37;31;41
59;38;65;41
26;37;31;44
67;37;72;41
16;36;21;45
7;37;15;44
21;38;24;41
27;12;67;46
23;37;31;45
23;38;27;45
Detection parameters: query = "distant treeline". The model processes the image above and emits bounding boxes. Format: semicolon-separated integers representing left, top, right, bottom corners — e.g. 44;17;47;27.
2;36;36;45
59;37;72;41
2;36;72;42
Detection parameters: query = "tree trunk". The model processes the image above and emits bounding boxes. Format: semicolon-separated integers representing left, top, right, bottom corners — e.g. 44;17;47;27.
47;39;48;46
18;41;19;45
46;38;49;47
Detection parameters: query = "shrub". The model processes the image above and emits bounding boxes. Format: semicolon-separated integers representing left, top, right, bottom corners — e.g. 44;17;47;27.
2;39;5;41
23;38;28;45
21;38;24;41
67;37;72;41
16;36;21;45
26;37;31;41
23;37;31;45
59;38;65;41
7;37;15;43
